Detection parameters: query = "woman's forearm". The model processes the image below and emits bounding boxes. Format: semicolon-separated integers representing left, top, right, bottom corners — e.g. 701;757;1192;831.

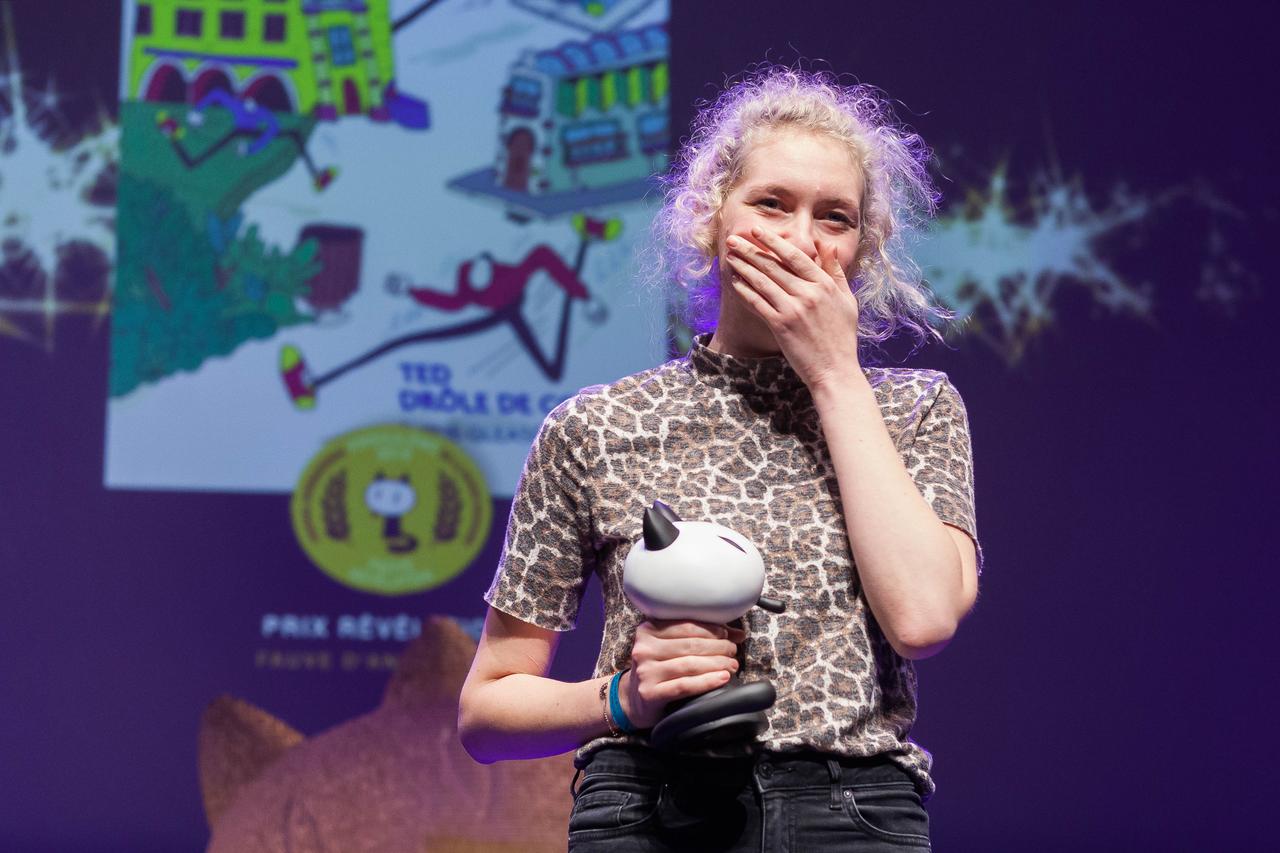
458;672;613;764
810;371;965;659
459;616;742;764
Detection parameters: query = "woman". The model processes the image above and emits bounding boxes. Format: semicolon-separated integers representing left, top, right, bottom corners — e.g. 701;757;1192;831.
458;67;982;851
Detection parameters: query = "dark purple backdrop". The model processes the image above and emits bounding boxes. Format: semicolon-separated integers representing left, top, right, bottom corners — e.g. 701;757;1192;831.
1;1;1275;850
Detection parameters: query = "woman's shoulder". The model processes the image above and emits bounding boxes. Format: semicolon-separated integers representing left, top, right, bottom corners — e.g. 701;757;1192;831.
864;364;956;396
547;356;693;424
863;365;968;428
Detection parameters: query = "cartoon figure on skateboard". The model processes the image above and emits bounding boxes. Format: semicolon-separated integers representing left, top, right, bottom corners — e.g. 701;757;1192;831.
279;215;619;409
156;89;338;191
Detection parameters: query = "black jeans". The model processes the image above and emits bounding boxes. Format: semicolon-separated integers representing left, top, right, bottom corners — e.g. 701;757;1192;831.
568;745;931;852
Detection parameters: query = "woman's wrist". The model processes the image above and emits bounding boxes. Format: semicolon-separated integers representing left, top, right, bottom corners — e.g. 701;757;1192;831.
608;670;642;734
597;677;622;737
807;363;869;402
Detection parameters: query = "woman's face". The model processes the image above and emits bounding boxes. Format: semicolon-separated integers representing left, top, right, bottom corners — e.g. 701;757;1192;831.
715;127;865;286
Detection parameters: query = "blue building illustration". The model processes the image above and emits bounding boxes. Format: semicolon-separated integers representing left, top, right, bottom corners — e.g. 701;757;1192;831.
449;23;669;219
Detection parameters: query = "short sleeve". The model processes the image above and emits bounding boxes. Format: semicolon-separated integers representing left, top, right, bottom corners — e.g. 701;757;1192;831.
904;375;984;575
484;400;597;631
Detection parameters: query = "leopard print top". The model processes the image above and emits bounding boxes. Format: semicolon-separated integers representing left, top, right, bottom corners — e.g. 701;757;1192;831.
485;334;981;799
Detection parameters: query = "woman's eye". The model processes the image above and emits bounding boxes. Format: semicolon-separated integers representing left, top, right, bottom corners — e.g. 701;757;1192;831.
753;198;781;209
827;212;855;226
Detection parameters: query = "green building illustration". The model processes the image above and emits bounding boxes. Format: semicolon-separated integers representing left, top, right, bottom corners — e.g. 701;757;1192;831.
123;0;417;123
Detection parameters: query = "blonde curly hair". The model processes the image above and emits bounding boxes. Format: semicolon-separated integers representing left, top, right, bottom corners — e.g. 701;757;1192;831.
655;67;951;353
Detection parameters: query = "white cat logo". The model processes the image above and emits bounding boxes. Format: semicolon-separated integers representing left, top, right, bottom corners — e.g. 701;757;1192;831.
364;474;418;554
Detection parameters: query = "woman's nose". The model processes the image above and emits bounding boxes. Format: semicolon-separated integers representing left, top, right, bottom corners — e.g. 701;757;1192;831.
779;218;818;260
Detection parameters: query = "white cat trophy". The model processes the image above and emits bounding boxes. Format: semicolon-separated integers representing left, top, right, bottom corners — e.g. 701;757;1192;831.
622;500;785;749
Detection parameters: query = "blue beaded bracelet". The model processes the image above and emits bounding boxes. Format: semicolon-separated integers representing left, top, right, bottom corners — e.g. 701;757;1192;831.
608;670;640;734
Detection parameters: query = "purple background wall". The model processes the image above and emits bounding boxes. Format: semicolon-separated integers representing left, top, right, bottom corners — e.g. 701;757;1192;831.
1;1;1275;850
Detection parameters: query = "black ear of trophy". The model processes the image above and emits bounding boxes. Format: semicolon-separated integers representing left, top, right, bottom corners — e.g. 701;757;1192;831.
643;506;680;551
651;499;683;524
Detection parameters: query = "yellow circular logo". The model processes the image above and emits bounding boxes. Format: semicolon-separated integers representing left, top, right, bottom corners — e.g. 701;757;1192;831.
291;425;492;595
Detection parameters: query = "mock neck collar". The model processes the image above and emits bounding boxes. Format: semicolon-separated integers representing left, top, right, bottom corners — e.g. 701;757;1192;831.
687;332;807;398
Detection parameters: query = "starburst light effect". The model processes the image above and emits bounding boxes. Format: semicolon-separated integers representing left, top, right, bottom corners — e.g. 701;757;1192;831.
0;2;118;351
915;163;1250;364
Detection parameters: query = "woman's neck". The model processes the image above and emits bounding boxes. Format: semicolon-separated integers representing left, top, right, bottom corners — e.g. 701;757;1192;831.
706;295;782;359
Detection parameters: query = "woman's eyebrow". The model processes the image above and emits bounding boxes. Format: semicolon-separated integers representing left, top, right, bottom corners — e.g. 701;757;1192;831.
816;193;860;210
748;183;859;210
742;183;793;198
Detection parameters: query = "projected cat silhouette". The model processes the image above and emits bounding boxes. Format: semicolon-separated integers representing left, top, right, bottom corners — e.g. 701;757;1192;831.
199;616;574;852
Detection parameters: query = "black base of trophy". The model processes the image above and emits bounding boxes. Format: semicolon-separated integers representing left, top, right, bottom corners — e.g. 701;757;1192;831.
649;677;777;749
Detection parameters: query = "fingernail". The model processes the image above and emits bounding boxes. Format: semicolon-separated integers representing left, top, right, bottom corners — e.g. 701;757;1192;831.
726;235;743;248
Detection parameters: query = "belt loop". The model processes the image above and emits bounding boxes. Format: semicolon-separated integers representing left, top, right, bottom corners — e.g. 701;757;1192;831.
570;767;583;799
826;759;842;811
